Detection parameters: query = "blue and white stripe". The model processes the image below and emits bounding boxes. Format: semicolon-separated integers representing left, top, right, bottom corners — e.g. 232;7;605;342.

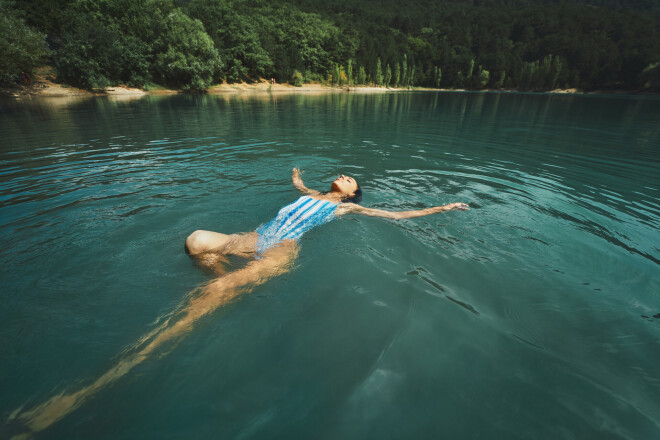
256;196;338;254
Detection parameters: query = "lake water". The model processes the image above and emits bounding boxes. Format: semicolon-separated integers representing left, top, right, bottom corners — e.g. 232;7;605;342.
1;91;659;439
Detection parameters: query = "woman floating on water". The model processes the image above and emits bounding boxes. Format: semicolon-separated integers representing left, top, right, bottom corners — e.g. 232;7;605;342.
9;168;469;437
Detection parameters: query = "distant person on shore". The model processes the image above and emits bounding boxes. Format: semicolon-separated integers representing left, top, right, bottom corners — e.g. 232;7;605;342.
10;168;468;437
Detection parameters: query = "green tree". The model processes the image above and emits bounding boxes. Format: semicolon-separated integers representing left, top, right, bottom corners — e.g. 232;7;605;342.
331;63;346;85
476;65;489;88
384;64;392;87
522;60;542;90
401;54;408;88
153;10;221;90
347;58;353;86
291;69;303;86
357;66;366;85
394;63;400;87
185;0;272;82
433;66;442;87
549;56;563;90
12;0;73;36
375;57;383;85
466;59;475;87
55;15;121;88
493;70;506;88
260;6;343;83
639;62;660;91
53;0;165;88
0;0;50;84
541;55;553;88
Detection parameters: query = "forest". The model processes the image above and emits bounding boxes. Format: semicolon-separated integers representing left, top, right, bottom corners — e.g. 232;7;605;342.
2;0;659;91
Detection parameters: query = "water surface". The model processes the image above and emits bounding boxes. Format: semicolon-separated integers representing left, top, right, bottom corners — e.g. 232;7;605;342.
1;91;659;439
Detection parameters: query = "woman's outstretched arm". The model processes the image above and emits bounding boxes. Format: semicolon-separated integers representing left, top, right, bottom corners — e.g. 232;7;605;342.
336;202;469;219
291;168;321;195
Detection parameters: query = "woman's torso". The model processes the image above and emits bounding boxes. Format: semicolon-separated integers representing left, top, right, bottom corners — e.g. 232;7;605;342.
256;196;339;253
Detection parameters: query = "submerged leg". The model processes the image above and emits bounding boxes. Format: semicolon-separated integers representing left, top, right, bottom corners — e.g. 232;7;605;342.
9;240;298;437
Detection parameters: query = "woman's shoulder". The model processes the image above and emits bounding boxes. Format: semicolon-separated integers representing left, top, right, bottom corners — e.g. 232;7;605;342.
334;202;361;216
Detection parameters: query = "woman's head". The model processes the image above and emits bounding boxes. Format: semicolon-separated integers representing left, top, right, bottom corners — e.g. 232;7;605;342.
330;175;362;203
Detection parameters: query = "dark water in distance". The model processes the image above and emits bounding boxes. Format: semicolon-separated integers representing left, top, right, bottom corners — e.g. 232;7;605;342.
1;91;659;439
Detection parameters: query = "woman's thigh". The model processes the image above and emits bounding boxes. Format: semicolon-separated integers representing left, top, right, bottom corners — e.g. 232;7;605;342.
223;232;258;257
206;239;300;294
185;230;257;256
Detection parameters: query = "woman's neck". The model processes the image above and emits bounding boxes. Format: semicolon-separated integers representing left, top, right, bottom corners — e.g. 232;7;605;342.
310;192;344;203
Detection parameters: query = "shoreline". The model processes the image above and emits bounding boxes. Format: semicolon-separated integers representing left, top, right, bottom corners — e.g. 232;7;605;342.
1;76;402;98
1;74;654;100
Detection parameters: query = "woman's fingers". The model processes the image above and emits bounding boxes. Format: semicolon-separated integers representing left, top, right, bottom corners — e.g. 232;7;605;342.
451;203;470;211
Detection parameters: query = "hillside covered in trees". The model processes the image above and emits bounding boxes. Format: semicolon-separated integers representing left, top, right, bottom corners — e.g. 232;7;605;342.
2;0;660;91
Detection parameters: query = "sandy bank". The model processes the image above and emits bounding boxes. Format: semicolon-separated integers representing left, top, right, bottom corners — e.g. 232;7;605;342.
5;71;647;99
209;80;342;94
208;81;406;94
549;88;580;94
347;86;403;93
1;73;152;98
1;72;405;99
4;75;90;98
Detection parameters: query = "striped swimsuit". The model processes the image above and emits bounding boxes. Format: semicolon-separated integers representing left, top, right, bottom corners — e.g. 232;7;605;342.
256;196;338;254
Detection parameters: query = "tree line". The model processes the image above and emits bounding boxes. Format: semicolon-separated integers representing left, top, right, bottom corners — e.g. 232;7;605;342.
2;0;659;91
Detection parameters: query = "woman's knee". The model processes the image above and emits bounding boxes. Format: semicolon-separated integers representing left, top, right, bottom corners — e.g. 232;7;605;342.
185;230;209;255
185;230;234;255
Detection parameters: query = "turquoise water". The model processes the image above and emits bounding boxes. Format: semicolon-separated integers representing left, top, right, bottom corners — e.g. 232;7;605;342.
1;91;659;439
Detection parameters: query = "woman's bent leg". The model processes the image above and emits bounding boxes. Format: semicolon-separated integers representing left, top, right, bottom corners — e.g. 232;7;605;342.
184;240;298;321
186;231;258;275
185;230;257;256
186;230;229;255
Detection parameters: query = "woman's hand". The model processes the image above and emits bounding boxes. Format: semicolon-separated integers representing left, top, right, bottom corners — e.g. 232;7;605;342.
442;203;470;212
291;168;321;195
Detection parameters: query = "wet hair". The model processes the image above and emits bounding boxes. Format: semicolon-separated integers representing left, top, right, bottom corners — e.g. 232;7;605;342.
341;187;362;204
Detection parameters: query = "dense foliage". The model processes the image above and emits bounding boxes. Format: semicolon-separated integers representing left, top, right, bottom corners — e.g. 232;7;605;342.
0;0;50;84
5;0;660;91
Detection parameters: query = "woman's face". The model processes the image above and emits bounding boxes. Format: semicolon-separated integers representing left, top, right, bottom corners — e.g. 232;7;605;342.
331;174;358;194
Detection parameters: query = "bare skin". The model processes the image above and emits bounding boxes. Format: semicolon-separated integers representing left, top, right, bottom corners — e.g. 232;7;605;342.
8;168;468;438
